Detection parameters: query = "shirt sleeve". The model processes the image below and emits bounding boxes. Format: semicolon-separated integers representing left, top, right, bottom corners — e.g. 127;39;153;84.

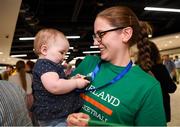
135;83;167;126
35;60;57;77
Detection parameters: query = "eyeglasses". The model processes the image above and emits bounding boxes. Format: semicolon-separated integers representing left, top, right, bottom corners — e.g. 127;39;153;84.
92;26;126;42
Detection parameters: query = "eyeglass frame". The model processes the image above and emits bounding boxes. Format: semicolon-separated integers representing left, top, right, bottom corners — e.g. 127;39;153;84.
92;26;127;42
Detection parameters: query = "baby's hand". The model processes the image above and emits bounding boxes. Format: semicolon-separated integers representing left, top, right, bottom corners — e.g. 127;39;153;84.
72;74;85;79
75;78;90;89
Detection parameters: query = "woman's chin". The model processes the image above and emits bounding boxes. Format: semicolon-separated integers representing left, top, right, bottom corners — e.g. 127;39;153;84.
100;54;107;61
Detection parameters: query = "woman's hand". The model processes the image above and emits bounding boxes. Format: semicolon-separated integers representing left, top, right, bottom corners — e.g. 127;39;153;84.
67;112;90;126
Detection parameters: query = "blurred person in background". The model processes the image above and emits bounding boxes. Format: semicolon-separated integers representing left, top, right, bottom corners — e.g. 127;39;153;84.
140;21;177;122
148;41;177;122
2;65;14;80
26;60;35;75
6;65;15;76
8;61;33;111
0;80;32;126
162;54;176;82
2;71;9;80
174;55;180;84
0;74;2;80
25;60;38;125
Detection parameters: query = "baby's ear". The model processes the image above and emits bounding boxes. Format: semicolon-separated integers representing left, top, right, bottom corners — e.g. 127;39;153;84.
121;27;133;44
40;44;48;55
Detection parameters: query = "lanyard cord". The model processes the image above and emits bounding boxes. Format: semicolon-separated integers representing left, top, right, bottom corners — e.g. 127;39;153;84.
76;60;133;93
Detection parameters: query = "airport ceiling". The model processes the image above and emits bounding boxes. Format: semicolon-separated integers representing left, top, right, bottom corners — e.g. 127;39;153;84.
11;0;180;62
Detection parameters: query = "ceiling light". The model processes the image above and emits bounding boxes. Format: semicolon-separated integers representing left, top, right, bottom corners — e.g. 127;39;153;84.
20;9;26;13
97;2;104;6
66;36;80;39
83;51;100;54
69;47;74;49
65;55;69;58
11;54;27;57
148;34;152;38
66;52;70;54
144;7;180;13
19;36;80;41
19;37;35;40
30;59;37;62
90;46;98;48
69;59;76;65
73;56;85;60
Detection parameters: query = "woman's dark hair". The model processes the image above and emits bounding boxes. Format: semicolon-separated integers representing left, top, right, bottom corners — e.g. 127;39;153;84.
97;6;152;71
16;60;27;91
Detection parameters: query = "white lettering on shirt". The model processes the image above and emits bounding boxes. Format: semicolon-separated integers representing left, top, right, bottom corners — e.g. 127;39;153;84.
82;105;108;122
87;85;120;106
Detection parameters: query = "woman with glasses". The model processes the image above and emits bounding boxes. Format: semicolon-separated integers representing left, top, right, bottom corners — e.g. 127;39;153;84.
67;6;166;126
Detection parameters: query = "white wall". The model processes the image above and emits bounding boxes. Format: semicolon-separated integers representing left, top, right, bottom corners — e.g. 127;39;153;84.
0;0;22;65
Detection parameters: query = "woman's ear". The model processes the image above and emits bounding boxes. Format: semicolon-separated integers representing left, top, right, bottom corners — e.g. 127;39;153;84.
40;44;48;55
121;27;133;43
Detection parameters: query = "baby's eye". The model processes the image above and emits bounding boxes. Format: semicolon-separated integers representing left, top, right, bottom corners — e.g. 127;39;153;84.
59;51;65;55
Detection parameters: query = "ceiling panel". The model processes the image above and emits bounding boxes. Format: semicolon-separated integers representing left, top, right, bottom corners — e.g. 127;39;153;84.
10;0;180;62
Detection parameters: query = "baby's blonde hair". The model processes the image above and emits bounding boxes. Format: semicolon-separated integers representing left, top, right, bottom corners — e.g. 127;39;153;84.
34;28;67;55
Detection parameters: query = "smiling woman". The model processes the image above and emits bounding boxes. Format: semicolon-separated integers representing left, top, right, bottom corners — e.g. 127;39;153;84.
66;6;166;126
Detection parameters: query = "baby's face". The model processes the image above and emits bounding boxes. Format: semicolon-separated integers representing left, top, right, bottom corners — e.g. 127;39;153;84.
45;36;69;64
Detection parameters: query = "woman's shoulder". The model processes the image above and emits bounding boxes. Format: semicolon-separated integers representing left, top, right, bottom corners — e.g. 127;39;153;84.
80;55;101;66
131;65;160;87
72;55;101;76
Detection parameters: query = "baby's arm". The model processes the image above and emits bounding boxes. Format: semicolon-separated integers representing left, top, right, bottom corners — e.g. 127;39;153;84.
41;72;89;94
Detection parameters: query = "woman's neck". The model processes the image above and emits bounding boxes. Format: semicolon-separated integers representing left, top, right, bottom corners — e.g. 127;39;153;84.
110;50;131;66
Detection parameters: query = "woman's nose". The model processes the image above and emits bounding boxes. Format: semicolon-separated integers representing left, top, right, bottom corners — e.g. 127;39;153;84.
93;39;100;46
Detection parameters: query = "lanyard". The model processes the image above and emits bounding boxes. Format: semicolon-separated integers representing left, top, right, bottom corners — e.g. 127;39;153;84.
76;60;133;93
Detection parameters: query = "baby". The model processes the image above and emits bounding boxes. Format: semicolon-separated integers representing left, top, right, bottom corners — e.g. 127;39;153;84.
31;28;89;126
